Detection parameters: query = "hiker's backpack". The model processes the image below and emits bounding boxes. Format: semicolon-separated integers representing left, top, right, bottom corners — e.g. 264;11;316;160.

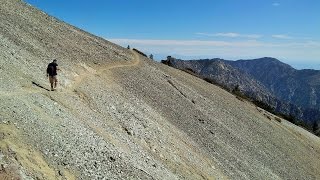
47;63;55;75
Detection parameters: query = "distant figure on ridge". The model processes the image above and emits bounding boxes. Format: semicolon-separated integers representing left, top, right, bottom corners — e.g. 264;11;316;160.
47;59;59;91
127;45;130;49
149;54;154;60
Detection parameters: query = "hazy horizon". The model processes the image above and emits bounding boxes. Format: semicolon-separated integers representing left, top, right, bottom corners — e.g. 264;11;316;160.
26;0;320;70
113;43;320;70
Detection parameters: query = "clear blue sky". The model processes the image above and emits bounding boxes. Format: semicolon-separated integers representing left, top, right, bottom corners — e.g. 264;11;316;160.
25;0;320;69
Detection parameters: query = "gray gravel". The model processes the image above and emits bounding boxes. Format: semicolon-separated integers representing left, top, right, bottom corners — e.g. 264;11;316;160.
1;0;320;179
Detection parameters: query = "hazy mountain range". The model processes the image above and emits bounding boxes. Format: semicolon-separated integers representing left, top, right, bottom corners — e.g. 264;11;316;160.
149;53;320;70
165;57;320;129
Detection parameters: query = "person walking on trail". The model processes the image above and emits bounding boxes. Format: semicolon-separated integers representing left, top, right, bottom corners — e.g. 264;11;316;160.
47;59;59;91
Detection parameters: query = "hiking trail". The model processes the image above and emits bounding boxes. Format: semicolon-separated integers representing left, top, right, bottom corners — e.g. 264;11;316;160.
0;50;141;97
70;50;140;90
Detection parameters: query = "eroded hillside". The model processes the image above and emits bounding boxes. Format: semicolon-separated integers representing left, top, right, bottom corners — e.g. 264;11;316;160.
1;0;320;179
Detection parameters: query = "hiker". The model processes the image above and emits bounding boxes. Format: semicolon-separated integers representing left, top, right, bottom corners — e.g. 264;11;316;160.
47;59;59;91
149;54;153;60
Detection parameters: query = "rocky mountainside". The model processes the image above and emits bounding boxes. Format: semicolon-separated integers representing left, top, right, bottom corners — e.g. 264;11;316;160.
168;58;274;101
223;57;320;111
225;58;320;126
1;0;320;179
166;57;320;130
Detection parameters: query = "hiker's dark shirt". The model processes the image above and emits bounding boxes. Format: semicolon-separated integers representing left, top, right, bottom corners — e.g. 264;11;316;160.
47;62;58;76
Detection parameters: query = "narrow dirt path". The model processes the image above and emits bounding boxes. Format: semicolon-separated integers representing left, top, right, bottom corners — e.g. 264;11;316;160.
0;50;141;97
69;50;140;90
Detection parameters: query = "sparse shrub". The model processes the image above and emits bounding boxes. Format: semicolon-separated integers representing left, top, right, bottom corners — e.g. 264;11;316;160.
203;77;217;86
161;56;175;66
312;121;320;136
277;113;296;123
277;113;313;131
161;59;172;66
185;68;196;74
313;121;319;132
181;68;200;77
275;117;282;123
232;85;241;94
161;60;168;65
265;114;272;120
232;85;249;101
252;100;275;113
236;96;245;101
203;77;222;87
132;48;147;57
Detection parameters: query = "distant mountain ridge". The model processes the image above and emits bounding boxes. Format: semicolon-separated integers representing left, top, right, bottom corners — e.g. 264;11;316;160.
164;56;320;130
222;57;320;110
169;58;273;101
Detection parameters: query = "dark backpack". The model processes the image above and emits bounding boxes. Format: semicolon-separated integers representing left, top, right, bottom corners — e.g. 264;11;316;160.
47;64;55;75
